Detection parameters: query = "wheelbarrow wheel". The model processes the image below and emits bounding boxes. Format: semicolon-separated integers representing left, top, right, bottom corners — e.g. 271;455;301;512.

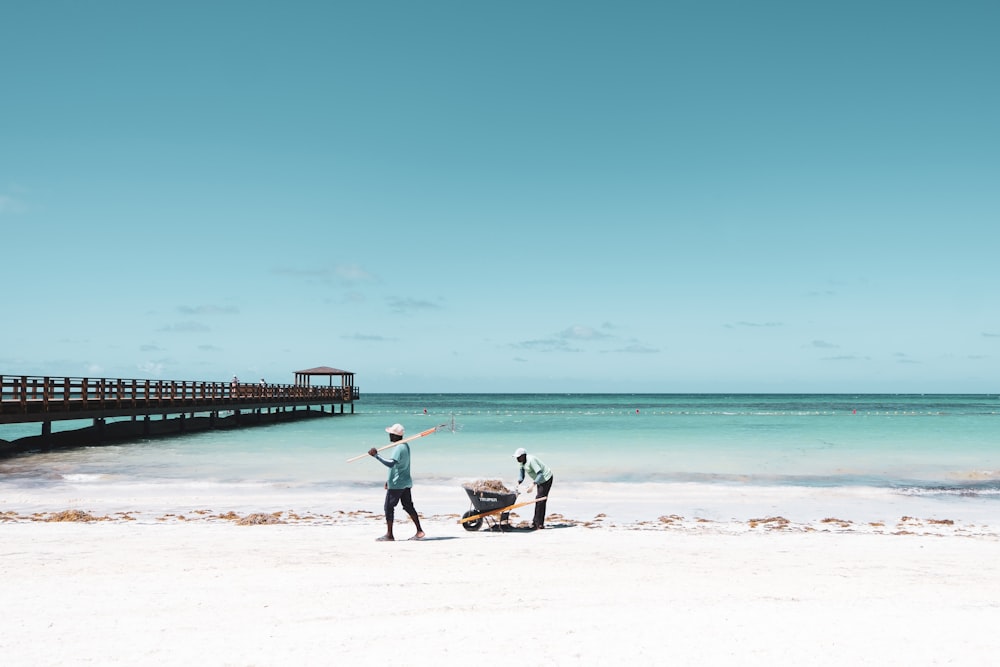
461;510;483;531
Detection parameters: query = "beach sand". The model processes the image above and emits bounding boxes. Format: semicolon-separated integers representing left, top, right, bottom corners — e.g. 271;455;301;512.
3;510;1000;666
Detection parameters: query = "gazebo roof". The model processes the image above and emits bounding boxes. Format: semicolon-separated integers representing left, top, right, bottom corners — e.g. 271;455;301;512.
295;366;353;375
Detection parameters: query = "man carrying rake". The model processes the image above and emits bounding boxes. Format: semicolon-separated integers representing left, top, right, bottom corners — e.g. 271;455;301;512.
368;423;426;541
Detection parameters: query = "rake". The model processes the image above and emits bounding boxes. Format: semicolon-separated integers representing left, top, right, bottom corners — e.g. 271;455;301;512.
346;413;458;463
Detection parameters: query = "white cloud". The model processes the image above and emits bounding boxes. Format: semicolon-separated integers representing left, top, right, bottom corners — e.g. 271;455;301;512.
560;325;611;341
136;362;165;376
336;264;377;283
177;305;239;315
511;338;578;353
0;194;26;215
726;321;783;329
615;343;659;354
158;322;211;333
387;296;441;313
342;333;397;342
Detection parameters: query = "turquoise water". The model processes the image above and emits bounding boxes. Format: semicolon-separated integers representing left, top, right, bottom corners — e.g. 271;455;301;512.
2;394;999;521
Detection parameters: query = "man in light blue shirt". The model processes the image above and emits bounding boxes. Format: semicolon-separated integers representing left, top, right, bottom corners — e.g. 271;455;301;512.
514;447;553;530
368;423;425;541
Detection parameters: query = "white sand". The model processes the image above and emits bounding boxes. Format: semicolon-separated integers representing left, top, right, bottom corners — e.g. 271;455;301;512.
3;515;1000;666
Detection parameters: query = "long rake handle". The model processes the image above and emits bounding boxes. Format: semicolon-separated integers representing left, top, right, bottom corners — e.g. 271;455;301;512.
345;422;448;463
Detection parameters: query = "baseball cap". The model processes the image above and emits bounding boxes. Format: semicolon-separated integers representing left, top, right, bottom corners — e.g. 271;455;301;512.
513;447;527;458
385;423;405;436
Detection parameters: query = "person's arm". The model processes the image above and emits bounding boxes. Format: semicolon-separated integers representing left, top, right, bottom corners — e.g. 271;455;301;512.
517;464;525;484
368;448;396;468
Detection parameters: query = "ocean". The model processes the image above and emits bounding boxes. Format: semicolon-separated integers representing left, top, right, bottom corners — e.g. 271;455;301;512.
2;393;999;527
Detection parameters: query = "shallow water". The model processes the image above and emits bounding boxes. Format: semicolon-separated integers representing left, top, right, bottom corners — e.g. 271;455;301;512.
2;394;999;524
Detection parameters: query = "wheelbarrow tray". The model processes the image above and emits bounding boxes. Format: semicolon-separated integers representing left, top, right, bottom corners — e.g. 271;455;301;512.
463;486;517;513
460;486;549;531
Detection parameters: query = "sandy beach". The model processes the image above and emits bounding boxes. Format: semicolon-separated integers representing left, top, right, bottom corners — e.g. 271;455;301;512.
3;510;1000;666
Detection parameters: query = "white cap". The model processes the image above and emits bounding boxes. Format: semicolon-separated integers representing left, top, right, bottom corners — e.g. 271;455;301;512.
385;423;405;436
513;447;527;458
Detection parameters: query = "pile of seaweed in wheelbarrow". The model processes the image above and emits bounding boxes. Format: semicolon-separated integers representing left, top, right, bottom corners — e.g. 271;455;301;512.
459;479;544;532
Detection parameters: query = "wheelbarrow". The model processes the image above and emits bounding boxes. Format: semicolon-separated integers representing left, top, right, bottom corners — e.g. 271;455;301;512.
459;486;547;532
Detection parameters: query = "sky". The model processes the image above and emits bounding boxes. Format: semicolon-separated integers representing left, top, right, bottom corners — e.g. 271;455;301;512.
2;1;998;393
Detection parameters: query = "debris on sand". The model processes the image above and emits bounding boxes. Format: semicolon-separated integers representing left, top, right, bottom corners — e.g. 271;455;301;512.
44;510;104;523
236;512;285;526
464;479;511;494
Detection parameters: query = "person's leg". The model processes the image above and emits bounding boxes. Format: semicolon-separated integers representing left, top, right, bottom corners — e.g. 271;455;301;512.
381;489;403;540
399;488;425;539
533;476;553;528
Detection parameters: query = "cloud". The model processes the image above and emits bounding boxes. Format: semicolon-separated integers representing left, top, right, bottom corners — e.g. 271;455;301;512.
178;305;239;315
614;343;659;354
342;333;397;342
387;296;441;313
0;194;26;215
984;332;1000;338
273;267;329;278
272;263;378;286
511;338;579;353
198;344;222;351
140;344;163;352
514;323;653;354
559;325;611;341
344;291;367;303
158;322;210;333
136;362;165;376
725;321;783;329
811;340;838;349
821;355;871;362
336;264;377;284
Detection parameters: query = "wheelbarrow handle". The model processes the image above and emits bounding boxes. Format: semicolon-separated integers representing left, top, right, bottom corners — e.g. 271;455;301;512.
458;497;547;524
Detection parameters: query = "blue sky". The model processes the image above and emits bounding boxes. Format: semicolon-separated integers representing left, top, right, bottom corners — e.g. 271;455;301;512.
2;1;998;393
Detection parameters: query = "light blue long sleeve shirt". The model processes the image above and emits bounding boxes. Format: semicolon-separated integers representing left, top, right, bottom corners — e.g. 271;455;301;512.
375;442;413;489
518;453;552;485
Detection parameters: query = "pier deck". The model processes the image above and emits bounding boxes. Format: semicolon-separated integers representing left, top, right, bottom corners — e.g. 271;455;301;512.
0;371;358;456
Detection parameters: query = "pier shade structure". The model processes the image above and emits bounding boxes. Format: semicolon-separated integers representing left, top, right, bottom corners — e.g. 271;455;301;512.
0;367;358;457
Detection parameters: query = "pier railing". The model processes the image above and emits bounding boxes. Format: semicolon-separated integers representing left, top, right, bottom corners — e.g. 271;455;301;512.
0;374;358;425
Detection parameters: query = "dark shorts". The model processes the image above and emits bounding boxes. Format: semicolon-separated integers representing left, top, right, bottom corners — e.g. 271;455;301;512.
384;487;416;521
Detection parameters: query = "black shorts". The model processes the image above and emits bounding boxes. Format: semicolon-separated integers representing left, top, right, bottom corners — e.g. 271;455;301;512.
384;487;416;520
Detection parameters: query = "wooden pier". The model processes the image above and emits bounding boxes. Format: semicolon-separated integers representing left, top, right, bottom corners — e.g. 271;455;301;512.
0;367;358;457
